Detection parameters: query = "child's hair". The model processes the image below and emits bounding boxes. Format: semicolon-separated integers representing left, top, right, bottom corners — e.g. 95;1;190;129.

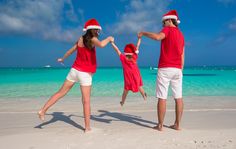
125;55;133;60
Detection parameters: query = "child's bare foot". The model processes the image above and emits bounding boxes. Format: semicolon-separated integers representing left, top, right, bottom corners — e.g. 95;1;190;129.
120;101;124;106
153;124;163;131
169;124;181;131
38;110;45;121
84;127;91;133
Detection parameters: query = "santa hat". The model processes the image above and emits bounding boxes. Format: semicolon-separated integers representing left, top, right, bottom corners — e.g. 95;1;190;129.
124;43;138;55
162;10;180;24
83;19;102;32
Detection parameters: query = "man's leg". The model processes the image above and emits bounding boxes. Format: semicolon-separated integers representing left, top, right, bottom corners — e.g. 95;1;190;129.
171;98;183;130
154;98;166;131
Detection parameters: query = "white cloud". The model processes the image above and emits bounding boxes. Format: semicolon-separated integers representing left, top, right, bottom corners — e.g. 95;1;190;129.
108;0;171;35
228;18;236;31
0;0;82;42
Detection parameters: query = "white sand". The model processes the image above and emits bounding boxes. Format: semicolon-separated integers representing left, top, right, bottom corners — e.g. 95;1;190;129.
0;96;235;149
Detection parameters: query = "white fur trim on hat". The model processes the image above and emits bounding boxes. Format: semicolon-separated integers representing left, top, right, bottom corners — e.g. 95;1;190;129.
162;15;178;21
162;15;180;24
135;50;139;54
83;25;102;32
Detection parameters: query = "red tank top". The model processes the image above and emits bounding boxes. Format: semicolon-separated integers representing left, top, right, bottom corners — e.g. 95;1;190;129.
72;46;97;73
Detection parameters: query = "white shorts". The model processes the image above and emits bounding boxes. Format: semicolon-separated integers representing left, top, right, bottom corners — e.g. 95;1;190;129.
66;68;93;86
156;68;183;99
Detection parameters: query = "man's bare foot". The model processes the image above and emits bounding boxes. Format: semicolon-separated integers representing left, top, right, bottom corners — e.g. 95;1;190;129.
38;110;45;121
84;128;91;133
169;124;181;130
153;124;163;131
120;101;124;106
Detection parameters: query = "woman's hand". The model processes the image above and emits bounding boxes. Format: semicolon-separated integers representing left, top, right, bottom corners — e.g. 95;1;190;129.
57;58;64;63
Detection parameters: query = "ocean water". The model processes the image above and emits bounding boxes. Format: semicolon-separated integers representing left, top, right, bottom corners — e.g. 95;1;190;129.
0;67;236;99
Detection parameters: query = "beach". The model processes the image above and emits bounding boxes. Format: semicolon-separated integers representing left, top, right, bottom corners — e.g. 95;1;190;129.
0;96;235;149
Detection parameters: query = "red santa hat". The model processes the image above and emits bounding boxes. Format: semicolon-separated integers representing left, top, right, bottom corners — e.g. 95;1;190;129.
124;43;138;55
162;10;180;24
83;18;102;32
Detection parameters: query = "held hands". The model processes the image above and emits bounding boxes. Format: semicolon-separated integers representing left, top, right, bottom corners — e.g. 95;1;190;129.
137;32;143;38
108;36;114;43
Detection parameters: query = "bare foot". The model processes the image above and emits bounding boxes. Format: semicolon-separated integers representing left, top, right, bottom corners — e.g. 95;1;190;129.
120;101;124;106
144;93;147;100
153;124;163;131
38;110;45;121
84;128;91;133
169;124;181;131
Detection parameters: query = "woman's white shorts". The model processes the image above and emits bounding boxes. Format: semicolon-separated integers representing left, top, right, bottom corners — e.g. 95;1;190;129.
66;68;93;86
156;67;183;99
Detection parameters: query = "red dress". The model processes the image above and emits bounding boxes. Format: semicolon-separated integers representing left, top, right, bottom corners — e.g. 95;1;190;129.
120;54;143;92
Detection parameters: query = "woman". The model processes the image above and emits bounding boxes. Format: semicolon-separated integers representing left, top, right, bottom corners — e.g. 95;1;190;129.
38;18;114;132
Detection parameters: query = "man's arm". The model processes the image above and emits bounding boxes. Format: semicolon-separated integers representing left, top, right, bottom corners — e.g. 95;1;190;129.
181;47;185;70
138;31;165;41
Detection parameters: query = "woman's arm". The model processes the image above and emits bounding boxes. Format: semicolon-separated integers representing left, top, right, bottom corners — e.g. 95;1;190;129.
111;42;121;56
57;43;77;62
138;31;165;41
91;36;114;48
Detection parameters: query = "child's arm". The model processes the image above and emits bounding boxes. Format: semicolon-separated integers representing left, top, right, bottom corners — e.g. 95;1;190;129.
111;42;122;56
136;38;141;53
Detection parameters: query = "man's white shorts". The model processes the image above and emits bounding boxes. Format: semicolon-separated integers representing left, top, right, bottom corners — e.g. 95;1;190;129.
66;68;93;86
156;67;183;99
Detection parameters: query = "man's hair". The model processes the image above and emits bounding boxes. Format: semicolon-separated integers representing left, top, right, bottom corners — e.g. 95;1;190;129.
171;19;178;27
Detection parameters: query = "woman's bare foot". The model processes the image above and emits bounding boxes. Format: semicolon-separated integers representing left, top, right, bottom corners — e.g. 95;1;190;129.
144;93;147;100
84;127;91;133
153;124;163;131
120;101;124;106
38;110;45;121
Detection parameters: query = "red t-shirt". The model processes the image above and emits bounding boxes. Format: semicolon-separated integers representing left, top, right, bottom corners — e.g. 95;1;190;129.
158;26;184;69
72;46;97;73
120;54;143;92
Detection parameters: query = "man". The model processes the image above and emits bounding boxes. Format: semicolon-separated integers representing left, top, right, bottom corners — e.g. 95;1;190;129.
138;10;185;131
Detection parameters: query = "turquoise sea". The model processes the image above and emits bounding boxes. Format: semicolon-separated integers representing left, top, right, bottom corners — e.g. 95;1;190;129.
0;67;236;99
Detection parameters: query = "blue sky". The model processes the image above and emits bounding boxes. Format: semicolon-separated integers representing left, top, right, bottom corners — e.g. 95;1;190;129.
0;0;236;67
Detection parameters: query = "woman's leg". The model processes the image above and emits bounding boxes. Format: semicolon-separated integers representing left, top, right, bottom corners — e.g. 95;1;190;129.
38;80;75;121
80;85;92;132
139;86;147;100
120;89;129;106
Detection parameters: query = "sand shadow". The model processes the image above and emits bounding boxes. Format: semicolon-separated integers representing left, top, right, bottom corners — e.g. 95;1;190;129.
34;112;84;130
92;110;157;129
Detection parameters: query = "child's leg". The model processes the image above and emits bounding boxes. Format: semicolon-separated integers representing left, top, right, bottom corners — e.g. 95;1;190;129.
139;86;147;100
120;89;129;106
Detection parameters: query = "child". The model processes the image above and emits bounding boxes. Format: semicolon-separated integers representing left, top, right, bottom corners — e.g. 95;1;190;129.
111;38;147;106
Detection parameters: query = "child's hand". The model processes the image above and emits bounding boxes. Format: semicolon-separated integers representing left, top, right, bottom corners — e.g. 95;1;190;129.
137;32;143;38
